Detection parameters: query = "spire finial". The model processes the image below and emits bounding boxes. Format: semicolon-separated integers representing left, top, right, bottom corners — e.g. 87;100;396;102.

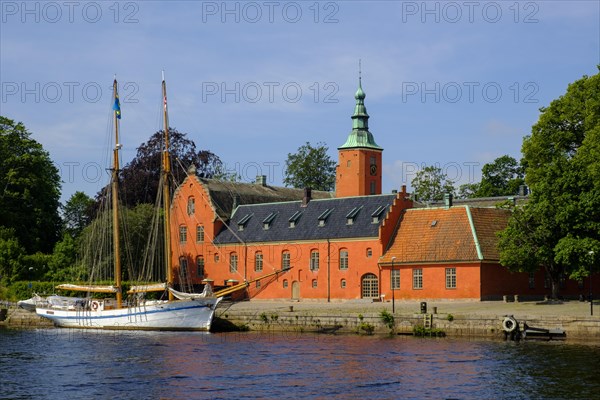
358;59;362;86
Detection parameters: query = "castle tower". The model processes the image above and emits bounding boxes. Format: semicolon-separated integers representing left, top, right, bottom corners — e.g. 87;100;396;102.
335;71;383;197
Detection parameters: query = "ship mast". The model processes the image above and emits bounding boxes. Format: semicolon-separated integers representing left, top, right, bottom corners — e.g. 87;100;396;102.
112;78;123;308
162;71;174;301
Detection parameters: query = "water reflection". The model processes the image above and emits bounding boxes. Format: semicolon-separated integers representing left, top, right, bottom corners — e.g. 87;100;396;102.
1;329;599;399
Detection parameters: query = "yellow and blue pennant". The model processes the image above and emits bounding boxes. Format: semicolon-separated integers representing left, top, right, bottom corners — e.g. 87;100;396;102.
113;93;121;119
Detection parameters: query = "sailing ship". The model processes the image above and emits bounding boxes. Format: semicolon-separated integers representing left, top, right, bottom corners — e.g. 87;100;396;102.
36;76;222;330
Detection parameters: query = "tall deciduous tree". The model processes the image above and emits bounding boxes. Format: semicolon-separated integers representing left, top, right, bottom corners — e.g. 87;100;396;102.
411;165;455;202
498;69;600;298
0;117;62;253
476;155;525;197
105;129;224;207
284;142;336;191
62;191;95;238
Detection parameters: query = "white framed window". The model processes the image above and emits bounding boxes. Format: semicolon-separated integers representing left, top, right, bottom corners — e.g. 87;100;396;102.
445;267;456;289
413;268;423;290
391;269;400;289
196;225;204;242
229;253;238;273
179;226;187;243
255;252;263;272
310;250;319;271
339;250;348;270
282;251;290;270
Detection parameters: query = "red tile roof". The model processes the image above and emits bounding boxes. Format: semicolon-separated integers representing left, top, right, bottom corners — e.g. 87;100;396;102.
380;206;510;264
468;207;511;261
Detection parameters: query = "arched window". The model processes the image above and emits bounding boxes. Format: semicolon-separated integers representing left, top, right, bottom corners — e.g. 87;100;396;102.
196;225;204;242
361;273;378;299
339;249;349;270
366;248;372;258
283;279;288;288
282;251;290;270
255;252;263;272
179;225;187;243
187;196;195;215
312;279;318;288
341;279;346;289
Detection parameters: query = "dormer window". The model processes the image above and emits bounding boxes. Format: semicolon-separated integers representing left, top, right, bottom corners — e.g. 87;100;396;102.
371;205;386;224
346;206;362;225
318;208;333;227
237;214;253;231
263;212;277;230
288;210;303;228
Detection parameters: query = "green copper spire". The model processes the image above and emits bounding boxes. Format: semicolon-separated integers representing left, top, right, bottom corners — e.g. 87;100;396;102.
338;61;382;150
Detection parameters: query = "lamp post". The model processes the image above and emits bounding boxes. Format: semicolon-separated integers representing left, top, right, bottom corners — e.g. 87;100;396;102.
589;250;595;316
391;256;396;314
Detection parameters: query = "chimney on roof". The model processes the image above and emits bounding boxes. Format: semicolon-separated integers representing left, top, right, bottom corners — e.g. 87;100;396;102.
444;193;453;209
256;175;267;186
232;194;240;210
302;187;312;207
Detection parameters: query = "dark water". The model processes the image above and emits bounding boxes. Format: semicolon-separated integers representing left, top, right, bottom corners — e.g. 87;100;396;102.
1;328;599;399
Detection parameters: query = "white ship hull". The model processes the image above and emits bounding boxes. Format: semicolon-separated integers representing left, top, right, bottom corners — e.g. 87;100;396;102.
36;297;222;331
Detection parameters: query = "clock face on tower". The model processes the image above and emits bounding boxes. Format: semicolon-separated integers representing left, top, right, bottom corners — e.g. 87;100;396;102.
370;164;377;176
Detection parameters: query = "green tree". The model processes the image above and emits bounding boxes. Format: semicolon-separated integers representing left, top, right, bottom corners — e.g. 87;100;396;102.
0;227;25;283
62;191;95;238
77;203;161;283
411;165;455;202
476;155;525;197
457;182;480;199
498;69;600;298
0;116;62;253
284;142;336;191
46;233;79;282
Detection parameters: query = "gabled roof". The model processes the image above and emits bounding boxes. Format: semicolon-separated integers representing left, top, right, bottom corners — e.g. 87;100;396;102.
468;207;510;261
214;194;396;244
185;177;333;220
380;206;510;264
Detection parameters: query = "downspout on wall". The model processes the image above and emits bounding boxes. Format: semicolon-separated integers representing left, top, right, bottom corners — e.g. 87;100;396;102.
327;238;331;303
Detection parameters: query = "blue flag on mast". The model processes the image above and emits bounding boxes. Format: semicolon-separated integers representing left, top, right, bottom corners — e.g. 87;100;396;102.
113;93;121;119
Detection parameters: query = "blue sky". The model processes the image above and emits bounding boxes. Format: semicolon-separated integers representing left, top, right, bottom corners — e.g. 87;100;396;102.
1;1;599;203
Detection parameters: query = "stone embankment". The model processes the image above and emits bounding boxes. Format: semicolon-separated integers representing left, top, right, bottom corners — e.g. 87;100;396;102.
0;306;54;328
2;299;599;340
214;299;600;340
